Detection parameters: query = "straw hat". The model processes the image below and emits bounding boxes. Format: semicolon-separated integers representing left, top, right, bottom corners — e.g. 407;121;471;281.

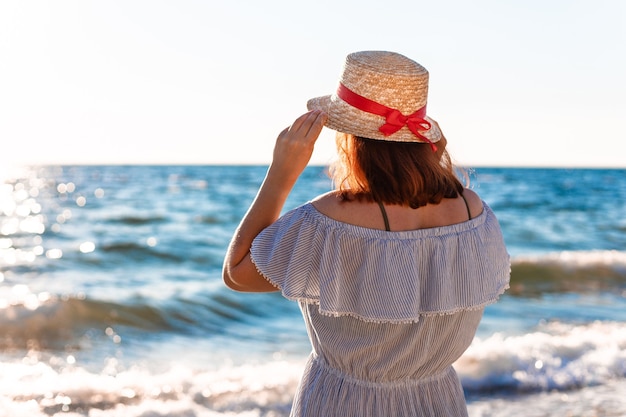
307;51;442;145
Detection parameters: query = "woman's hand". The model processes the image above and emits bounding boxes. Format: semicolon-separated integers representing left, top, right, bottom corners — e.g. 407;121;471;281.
269;110;327;184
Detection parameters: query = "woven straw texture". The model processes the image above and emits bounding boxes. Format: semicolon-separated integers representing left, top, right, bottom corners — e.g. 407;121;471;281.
307;51;442;143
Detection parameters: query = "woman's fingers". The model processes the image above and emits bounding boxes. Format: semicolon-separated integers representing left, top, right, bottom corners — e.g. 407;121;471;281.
268;110;326;180
283;110;326;143
274;111;326;159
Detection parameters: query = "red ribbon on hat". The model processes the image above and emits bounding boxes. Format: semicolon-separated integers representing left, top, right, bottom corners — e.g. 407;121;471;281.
336;83;437;152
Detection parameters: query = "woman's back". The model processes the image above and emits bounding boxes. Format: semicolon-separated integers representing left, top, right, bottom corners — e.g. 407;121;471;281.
301;303;484;382
311;188;484;232
304;188;487;383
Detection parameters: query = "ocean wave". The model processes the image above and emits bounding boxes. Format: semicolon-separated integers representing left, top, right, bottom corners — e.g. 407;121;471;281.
510;250;626;296
456;320;626;393
466;379;626;417
103;215;168;225
0;295;173;350
0;290;300;351
98;241;184;262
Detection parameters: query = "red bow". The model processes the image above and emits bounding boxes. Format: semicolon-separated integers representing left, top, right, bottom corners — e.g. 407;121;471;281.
336;83;437;152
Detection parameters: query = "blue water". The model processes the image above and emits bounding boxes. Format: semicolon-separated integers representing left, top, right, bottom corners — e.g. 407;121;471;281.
1;165;625;416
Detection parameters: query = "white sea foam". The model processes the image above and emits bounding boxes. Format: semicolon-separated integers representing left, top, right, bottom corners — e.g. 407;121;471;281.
2;320;626;416
456;320;626;392
0;354;303;417
514;249;626;268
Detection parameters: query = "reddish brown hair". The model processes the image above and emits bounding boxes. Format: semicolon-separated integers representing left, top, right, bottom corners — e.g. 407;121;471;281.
329;133;466;209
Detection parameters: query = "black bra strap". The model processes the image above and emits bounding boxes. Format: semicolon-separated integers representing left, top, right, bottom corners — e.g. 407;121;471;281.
377;201;391;231
460;192;472;220
379;195;470;231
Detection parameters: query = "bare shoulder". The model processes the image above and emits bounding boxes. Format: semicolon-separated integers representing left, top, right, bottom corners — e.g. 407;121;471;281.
310;191;348;216
311;191;382;227
462;188;484;219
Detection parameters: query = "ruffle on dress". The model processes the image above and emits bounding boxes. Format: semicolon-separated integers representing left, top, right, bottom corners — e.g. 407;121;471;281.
250;202;510;324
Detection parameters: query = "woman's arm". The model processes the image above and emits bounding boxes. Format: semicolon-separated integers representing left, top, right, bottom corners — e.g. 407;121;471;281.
222;110;327;292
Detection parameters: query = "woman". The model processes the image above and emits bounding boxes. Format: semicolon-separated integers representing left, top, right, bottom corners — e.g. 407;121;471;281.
223;51;510;416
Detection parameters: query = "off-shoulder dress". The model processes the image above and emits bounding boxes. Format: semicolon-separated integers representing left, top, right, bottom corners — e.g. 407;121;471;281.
250;202;510;417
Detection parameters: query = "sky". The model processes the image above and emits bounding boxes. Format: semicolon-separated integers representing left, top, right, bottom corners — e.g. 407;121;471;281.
1;0;625;168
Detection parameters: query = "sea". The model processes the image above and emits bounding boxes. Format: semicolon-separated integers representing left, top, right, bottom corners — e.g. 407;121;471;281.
1;164;625;417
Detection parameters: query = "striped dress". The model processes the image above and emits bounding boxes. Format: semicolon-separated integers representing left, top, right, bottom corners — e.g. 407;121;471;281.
251;202;510;417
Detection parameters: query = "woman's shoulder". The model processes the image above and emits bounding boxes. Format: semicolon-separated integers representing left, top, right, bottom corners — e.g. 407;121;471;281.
462;188;484;220
310;191;387;230
310;191;348;213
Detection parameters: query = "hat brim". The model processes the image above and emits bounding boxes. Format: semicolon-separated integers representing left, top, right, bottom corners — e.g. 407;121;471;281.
307;94;441;143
